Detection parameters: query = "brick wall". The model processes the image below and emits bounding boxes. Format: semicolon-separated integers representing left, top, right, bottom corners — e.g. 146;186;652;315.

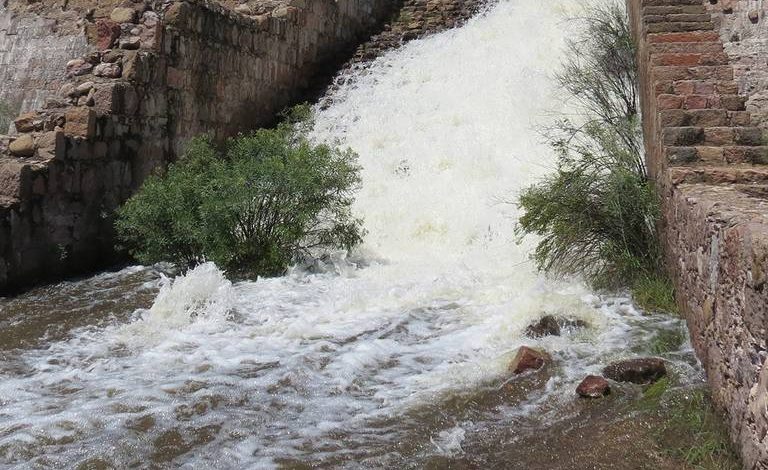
629;1;768;467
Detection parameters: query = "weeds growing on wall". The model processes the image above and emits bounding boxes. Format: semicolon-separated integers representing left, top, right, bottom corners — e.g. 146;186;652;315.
116;105;365;277
515;0;675;312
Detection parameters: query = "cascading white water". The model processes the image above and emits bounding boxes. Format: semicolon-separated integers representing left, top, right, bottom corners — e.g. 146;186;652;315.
0;1;696;468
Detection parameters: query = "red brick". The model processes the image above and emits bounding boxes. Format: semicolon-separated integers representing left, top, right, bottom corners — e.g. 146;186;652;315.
683;95;709;109
658;94;683;109
652;52;701;66
647;31;720;43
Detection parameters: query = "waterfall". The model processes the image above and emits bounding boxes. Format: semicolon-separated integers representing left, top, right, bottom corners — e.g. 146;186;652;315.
0;1;694;468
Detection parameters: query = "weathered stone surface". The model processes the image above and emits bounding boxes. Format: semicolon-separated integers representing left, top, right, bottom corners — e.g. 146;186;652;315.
110;8;136;24
8;134;35;157
119;36;141;50
13;112;43;133
63;107;95;139
93;63;122;79
93;20;122;50
629;1;768;467
509;346;550;375
65;58;93;77
576;375;611;398
603;358;666;385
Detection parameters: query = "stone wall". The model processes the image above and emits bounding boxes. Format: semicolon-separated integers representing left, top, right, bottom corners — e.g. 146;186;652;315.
629;0;768;468
0;0;396;291
0;5;91;131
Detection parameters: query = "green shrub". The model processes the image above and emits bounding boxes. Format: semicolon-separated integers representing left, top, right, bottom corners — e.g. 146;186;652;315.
116;106;364;277
516;0;673;303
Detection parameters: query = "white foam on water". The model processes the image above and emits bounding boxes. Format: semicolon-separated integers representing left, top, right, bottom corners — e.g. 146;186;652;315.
0;1;695;468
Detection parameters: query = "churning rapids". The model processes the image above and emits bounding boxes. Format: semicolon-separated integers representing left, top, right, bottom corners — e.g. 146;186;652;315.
0;1;702;468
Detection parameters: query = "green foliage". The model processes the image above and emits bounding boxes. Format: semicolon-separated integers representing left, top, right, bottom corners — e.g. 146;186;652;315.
642;376;670;404
516;0;674;301
116;106;364;277
648;327;686;355
0;100;13;133
660;389;740;470
633;274;678;314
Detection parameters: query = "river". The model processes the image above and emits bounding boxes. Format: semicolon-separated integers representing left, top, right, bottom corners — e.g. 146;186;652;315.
0;1;700;468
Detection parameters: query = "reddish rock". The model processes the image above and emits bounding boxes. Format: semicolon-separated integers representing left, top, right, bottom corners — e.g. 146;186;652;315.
602;358;666;385
95;20;122;50
509;346;550;374
576;375;611;398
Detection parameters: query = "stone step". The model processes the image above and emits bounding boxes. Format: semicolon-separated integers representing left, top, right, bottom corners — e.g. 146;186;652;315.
647;41;724;55
643;5;709;16
644;21;714;34
658;108;752;127
642;0;704;6
647;31;720;43
657;93;746;111
644;13;712;23
666;146;768;165
650;51;729;67
663;127;765;146
667;165;768;186
652;64;733;82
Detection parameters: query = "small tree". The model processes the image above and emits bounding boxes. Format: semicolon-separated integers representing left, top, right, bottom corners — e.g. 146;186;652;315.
516;1;671;307
116;107;364;277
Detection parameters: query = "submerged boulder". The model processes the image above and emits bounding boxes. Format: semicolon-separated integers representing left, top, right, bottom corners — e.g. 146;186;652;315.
509;346;550;374
576;375;611;398
603;357;666;384
526;315;561;337
525;315;589;338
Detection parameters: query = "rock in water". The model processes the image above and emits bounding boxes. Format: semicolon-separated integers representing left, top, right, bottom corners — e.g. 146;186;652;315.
576;375;611;398
525;315;561;337
602;358;666;384
509;346;550;374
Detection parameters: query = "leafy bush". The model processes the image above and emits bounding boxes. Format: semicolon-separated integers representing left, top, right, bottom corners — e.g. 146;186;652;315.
516;0;674;308
116;106;364;277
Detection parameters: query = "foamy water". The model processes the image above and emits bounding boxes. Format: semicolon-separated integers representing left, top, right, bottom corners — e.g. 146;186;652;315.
0;1;697;468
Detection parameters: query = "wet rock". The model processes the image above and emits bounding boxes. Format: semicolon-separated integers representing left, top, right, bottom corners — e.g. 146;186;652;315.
509;346;550;374
9;134;35;157
525;315;589;338
576;375;611;398
603;358;666;385
526;315;561;337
